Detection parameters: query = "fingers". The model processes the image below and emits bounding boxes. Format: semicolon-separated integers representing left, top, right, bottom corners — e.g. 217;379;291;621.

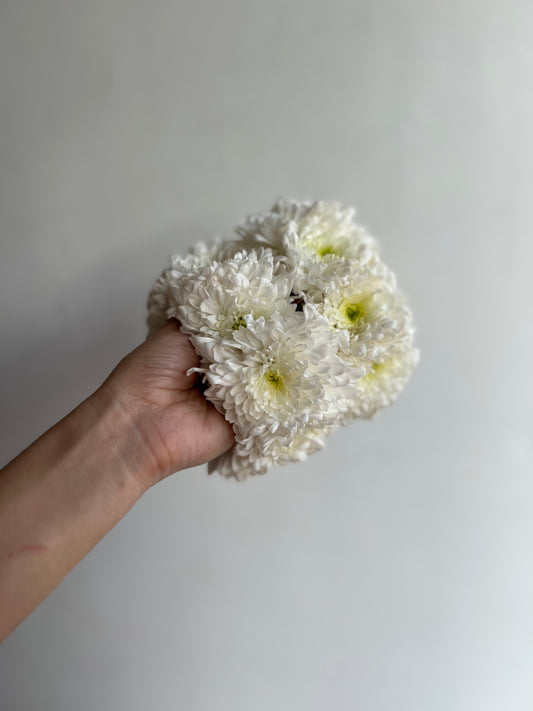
144;317;180;342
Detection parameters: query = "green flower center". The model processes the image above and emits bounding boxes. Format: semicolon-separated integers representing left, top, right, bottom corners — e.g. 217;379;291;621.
264;369;284;391
344;302;366;324
363;360;388;383
316;244;342;258
336;292;375;332
232;315;247;330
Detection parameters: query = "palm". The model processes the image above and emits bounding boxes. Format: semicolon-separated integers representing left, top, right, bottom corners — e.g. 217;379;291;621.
106;320;234;483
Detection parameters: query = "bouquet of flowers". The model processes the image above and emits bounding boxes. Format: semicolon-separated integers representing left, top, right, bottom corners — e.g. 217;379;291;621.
147;199;419;480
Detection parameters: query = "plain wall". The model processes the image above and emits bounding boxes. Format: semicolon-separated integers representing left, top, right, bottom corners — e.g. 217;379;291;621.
1;1;532;709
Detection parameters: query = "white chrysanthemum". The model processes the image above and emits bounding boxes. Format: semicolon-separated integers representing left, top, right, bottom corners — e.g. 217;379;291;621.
318;254;415;369
147;198;419;479
208;424;335;480
147;271;175;334
171;249;293;339
170;240;224;275
343;341;419;420
290;256;354;304
234;199;379;302
236;198;377;261
195;306;351;442
146;240;225;334
208;443;271;480
266;423;334;464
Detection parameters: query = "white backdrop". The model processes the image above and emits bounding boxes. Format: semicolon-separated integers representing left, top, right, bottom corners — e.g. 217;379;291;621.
1;1;532;709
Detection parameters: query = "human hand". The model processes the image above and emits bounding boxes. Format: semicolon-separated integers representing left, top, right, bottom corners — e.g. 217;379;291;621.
97;319;235;489
0;319;235;641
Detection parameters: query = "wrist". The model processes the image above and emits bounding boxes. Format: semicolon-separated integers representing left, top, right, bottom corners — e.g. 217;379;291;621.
87;378;172;491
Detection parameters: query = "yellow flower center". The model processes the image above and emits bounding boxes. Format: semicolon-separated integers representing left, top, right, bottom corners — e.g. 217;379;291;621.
316;244;342;258
232;315;246;330
310;232;344;259
343;302;366;324
264;369;284;391
339;295;373;331
363;360;388;383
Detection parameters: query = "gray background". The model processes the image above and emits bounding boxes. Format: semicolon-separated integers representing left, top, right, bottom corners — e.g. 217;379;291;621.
1;1;532;709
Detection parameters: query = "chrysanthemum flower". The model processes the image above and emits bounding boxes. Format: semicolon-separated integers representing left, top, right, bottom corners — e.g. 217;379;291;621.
195;306;351;441
208;424;336;480
343;341;420;420
237;198;376;261
170;249;293;339
147;241;223;334
318;254;415;369
147;198;418;479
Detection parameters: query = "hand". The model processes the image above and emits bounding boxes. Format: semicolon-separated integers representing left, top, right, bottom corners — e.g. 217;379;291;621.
97;319;235;488
0;319;234;641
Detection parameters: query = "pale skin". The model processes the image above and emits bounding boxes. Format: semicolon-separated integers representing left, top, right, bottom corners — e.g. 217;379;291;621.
0;320;235;643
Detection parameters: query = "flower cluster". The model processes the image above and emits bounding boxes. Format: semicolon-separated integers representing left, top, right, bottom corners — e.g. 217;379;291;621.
147;199;419;480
